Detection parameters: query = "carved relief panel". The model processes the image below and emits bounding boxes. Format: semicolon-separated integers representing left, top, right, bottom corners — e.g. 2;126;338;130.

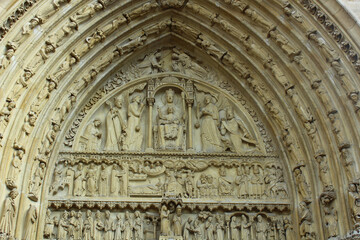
71;76;263;154
49;153;289;202
40;47;295;239
44;201;291;240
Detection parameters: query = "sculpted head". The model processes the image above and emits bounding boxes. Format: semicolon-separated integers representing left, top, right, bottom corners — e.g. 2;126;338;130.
93;119;101;127
166;88;175;103
176;205;182;216
114;95;124;108
167;106;174;114
132;95;142;103
40;162;46;169
204;95;212;104
87;210;92;217
9;190;18;199
94;2;104;11
6;48;14;59
226;107;234;120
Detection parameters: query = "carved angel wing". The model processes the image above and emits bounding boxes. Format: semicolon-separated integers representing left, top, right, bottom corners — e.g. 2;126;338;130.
215;93;229;112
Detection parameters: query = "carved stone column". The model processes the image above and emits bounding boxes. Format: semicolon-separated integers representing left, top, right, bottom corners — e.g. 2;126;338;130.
146;97;155;152
186;99;194;151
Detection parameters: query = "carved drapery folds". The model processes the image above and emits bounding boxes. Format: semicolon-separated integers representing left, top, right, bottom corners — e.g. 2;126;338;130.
0;0;360;238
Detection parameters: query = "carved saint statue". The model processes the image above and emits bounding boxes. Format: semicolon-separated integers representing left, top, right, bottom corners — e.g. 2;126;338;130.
183;218;193;240
99;164;109;196
205;216;215;240
114;214;124;240
0;190;18;238
58;211;69;240
220;107;258;153
193;219;202;240
73;163;85;196
255;215;268;240
74;211;83;240
198;95;223;152
94;211;104;240
44;209;55;239
155;88;185;150
172;205;182;236
83;210;94;240
83;119;102;151
230;216;240;240
104;210;115;240
110;164;122;196
123;211;133;240
105;95;127;151
240;215;251;240
23;205;38;240
86;163;98;196
160;205;171;236
123;95;145;151
215;215;225;240
134;210;144;240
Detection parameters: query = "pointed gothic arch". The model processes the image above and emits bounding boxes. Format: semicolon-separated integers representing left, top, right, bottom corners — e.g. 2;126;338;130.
0;0;359;239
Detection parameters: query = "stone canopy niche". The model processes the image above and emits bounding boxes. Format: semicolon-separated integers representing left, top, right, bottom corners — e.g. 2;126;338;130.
42;48;293;240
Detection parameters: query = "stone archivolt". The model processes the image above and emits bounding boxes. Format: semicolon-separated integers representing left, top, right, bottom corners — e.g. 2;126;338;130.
0;0;359;239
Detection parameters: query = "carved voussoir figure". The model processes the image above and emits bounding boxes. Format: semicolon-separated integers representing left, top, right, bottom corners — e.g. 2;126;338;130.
293;166;311;201
0;43;15;74
70;2;104;25
299;201;315;239
23;205;38;240
5;142;25;189
28;161;46;201
0;190;18;238
40;120;60;156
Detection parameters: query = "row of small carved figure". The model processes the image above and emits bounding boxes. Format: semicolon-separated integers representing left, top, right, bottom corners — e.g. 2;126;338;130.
48;162;288;200
43;208;294;240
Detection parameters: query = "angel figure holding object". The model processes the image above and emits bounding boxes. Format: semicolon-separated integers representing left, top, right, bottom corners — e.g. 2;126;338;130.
221;107;258;153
